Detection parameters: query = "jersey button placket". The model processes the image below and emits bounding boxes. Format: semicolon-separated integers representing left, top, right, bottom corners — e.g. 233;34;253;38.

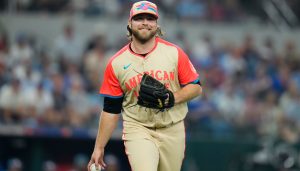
142;59;147;71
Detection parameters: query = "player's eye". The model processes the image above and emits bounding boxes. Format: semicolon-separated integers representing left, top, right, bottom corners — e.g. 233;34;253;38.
146;16;156;21
132;16;143;21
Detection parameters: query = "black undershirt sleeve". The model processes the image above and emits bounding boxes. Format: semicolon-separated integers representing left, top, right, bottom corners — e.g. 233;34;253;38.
103;96;124;114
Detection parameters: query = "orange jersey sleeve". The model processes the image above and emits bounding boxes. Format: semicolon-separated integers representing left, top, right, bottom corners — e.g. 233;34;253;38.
177;47;199;85
99;61;124;98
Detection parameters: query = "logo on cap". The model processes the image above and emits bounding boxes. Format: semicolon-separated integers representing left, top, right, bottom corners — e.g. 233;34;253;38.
129;1;159;20
136;2;157;13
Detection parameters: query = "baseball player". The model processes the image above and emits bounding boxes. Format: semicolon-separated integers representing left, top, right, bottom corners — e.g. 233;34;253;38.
87;1;202;171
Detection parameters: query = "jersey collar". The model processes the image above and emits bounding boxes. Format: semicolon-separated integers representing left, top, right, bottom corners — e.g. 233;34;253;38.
128;37;158;58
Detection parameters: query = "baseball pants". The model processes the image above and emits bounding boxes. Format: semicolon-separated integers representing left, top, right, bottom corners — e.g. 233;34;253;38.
122;120;185;171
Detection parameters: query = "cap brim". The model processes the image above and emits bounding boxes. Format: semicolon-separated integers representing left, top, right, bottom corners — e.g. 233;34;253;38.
130;12;158;20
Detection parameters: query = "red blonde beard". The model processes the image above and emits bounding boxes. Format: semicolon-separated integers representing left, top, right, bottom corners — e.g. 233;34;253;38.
131;27;157;44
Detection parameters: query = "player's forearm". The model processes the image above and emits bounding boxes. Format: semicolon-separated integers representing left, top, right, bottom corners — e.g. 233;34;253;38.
174;84;202;104
94;111;120;150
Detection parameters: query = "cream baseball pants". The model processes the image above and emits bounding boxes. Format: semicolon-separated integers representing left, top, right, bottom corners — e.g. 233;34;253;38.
122;121;185;171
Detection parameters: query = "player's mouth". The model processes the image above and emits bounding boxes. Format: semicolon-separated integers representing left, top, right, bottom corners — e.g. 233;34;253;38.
139;27;151;31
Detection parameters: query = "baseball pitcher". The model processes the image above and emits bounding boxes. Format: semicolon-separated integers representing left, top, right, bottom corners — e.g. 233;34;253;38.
88;1;202;171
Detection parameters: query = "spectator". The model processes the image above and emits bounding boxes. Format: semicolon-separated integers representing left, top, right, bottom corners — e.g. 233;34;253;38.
103;0;122;17
7;158;23;171
241;34;261;78
204;63;226;89
9;33;34;66
249;64;272;98
0;31;9;54
42;160;57;171
66;76;91;128
23;82;53;127
224;0;243;22
53;23;84;66
191;33;215;68
176;0;207;20
271;64;290;95
171;31;191;54
71;154;88;171
211;79;245;123
83;0;105;16
258;91;283;137
0;31;10;87
83;35;107;92
159;0;177;17
279;80;300;122
283;40;299;72
0;59;8;87
45;72;68;127
18;66;41;90
0;79;26;124
219;45;245;77
208;0;226;22
68;0;88;13
259;36;277;61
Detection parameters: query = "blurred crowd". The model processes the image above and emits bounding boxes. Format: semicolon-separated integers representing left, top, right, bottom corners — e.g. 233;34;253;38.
0;0;300;142
1;0;259;23
3;0;300;24
185;33;300;143
0;23;106;131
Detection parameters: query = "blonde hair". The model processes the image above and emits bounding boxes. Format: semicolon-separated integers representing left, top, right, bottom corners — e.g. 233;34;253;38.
126;25;164;40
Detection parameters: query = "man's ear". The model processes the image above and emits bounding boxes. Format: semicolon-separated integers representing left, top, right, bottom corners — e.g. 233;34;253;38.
128;22;131;29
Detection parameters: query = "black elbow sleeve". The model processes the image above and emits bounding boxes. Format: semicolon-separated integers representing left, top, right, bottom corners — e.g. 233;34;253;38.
103;96;123;114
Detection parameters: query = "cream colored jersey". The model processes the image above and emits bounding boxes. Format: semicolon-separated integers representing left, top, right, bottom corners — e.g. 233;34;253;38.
100;37;199;128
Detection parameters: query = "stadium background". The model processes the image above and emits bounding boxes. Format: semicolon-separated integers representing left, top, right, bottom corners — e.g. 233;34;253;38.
1;0;300;171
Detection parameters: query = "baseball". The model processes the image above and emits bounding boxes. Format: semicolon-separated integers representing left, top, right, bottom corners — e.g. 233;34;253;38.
90;163;101;171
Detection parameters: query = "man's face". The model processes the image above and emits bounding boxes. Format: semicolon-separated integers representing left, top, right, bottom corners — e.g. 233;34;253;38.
130;13;158;43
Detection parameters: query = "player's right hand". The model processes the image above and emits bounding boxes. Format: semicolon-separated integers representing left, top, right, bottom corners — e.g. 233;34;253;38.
87;148;106;171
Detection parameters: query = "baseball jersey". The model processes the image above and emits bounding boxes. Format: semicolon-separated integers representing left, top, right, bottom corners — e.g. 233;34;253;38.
100;37;199;128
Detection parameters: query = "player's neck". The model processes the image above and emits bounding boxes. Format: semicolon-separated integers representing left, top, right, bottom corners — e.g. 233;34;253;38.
131;37;156;54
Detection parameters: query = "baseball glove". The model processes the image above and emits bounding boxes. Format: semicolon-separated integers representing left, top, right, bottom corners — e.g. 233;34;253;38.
137;74;174;110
